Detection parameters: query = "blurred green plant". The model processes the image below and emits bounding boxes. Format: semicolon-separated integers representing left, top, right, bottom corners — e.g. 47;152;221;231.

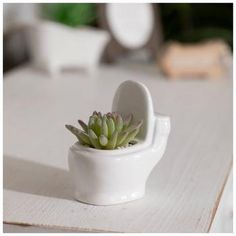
41;3;97;27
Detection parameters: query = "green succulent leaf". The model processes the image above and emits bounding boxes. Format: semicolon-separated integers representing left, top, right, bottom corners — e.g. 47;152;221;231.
78;119;88;132
94;117;102;136
65;124;85;144
106;130;118;149
117;131;129;146
120;127;140;146
116;114;123;131
106;112;112;118
107;117;115;138
88;129;101;149
112;112;117;120
125;120;143;133
66;112;143;150
99;134;108;146
102;115;108;137
88;116;95;128
123;113;133;129
97;112;102;118
65;124;80;136
77;131;91;146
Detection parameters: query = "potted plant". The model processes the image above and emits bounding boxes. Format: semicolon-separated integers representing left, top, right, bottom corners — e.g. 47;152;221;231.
66;80;171;205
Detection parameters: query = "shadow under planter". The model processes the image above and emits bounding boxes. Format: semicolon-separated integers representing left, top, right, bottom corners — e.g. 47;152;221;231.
3;155;73;201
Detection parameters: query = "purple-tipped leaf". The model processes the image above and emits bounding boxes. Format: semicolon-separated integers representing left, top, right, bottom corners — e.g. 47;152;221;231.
94;117;102;136
116;114;123;131
125;120;143;133
123;113;133;129
102;115;108;137
78;120;88;133
120;127;140;147
65;124;84;144
117;131;129;146
88;116;95;128
107;117;115;138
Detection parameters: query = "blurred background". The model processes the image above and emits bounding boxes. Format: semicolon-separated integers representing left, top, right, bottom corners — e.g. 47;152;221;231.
3;3;233;74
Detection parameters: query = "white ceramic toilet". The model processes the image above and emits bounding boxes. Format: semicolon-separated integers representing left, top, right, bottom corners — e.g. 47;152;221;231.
68;80;171;205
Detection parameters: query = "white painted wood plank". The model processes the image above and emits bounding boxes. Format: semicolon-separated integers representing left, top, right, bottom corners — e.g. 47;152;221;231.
210;169;233;232
3;223;90;233
3;64;232;232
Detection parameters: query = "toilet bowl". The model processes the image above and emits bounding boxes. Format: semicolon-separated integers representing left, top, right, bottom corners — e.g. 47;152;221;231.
68;80;171;205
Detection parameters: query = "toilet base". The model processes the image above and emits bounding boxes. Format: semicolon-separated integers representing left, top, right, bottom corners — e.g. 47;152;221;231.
74;189;145;206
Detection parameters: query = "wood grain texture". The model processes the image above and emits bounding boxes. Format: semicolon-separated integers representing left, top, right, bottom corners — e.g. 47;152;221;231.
210;169;233;232
3;223;91;233
3;64;232;232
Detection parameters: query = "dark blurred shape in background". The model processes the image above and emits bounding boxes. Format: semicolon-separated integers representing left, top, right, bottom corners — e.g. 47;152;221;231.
3;3;233;73
160;3;233;47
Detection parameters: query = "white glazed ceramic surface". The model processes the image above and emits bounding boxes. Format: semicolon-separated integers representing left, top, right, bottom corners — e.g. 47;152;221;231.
106;3;154;49
28;21;110;76
68;80;171;205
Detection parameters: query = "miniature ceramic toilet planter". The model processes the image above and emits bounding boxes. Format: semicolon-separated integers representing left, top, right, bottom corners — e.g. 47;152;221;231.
28;20;110;76
68;80;171;205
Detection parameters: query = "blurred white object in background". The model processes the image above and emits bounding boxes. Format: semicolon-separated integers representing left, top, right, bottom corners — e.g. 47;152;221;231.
28;21;110;76
106;3;154;49
159;40;232;79
3;3;39;32
99;3;162;62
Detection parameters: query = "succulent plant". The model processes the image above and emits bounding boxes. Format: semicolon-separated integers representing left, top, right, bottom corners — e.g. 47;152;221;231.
65;111;143;150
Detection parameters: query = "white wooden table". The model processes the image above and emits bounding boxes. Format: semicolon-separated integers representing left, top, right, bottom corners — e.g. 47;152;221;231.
3;64;233;233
